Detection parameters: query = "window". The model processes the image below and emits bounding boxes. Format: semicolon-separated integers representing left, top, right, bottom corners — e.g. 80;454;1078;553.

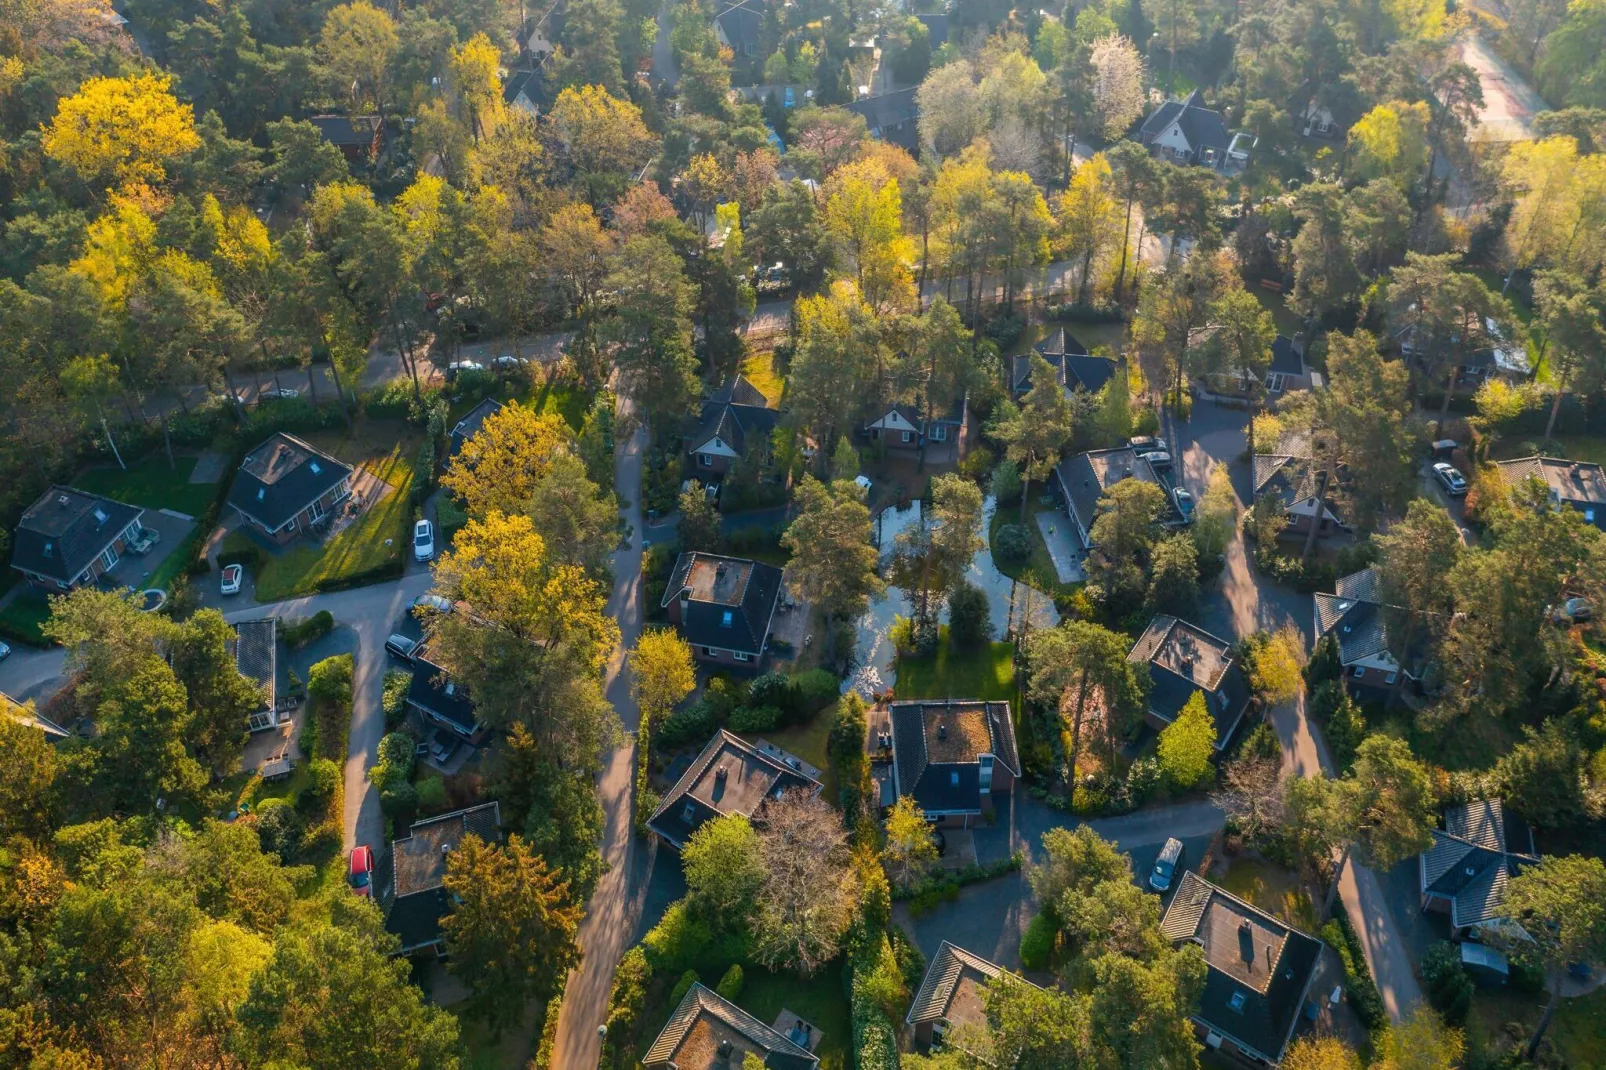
309;497;325;522
700;454;713;467
1352;666;1365;679
1385;672;1398;684
901;430;914;444
704;646;718;657
734;651;750;662
1228;990;1247;1013
1587;509;1597;523
1266;372;1286;393
309;461;322;474
979;755;994;791
720;610;733;628
99;546;118;570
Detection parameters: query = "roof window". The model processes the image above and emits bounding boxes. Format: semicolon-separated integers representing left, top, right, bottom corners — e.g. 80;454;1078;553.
721;610;733;628
309;461;321;474
92;508;108;526
257;488;266;501
1228;991;1247;1013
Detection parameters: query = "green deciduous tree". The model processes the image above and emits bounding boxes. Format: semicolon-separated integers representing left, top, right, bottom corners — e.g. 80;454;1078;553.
781;476;884;666
883;796;939;890
1157;691;1216;790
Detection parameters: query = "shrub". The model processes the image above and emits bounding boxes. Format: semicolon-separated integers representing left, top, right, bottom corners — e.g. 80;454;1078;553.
948;582;991;649
1020;911;1057;970
416;775;448;812
281;610;334;648
1321;914;1385;1030
727;705;781;732
989;458;1022;504
657;700;719;750
850;934;901;1070
436;495;468;545
715;963;743;1001
746;671;792;713
984;312;1026;347
668;969;700;1008
1421;941;1474;1025
533;991;564;1070
382;669;411;731
255;799;302;863
299;757;341;819
599;946;652;1069
1046;299;1124;323
297;821;342;861
959;445;996;483
377;732;416;776
792;668;840;717
993;523;1032;565
306;654;354;761
1510;958;1545;995
641;900;746;975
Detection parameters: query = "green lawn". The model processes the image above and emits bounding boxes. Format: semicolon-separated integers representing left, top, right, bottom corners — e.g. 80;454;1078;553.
1465;985;1606;1068
895;634;1017;706
1250;287;1305;340
740;350;785;405
1215;855;1318;933
989;505;1080;600
252;444;415;602
739;700;839;803
739;966;852;1070
0;590;52;645
74;454;219;518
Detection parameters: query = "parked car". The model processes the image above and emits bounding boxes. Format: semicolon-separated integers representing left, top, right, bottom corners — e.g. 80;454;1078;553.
1149;837;1185;893
491;354;527;370
347;845;375;898
1172;488;1196;522
385;633;419;661
1433;462;1468;497
1138;450;1173;470
0;641;10;662
261;386;300;400
446;360;485;376
220;563;244;596
413;593;453;615
1551;597;1594;624
413;519;435;562
1129;435;1169;453
429;732;461;764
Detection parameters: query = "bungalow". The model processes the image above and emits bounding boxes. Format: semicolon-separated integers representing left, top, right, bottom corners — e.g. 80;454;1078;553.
1127;616;1251;751
1419;799;1540;940
847;87;921;153
384;802;502;956
888;699;1019;828
232;618;286;734
686;375;779;478
1011;328;1119;399
1052;446;1182;551
406;645;489;743
1397;314;1530;390
308;115;383;162
1493;456;1606;530
1266;335;1320;395
11;486;145;592
1252;454;1347;541
1313;567;1414;698
226;433;353;544
644;982;820;1069
449;397;502;457
661;552;784;669
1298;99;1343;139
646;729;822;850
861;396;968;465
1138;89;1233;169
906;942;1038;1054
1160;872;1323;1066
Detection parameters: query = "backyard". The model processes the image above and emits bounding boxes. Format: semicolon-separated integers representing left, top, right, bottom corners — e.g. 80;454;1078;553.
894;632;1017;707
73;453;220;518
988;504;1079;600
738;697;840;803
1211;853;1319;934
1464;984;1606;1068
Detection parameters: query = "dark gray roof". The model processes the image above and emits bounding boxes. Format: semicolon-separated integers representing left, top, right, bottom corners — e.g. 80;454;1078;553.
384;802;501;953
847;88;920;150
232;618;277;713
406;651;480;735
1138;90;1231;156
644;983;819;1069
662;553;783;655
915;12;948;46
690;376;778;457
12;486;143;585
1053;447;1175;545
1312;568;1399;668
226;433;352;532
1014;337;1115;398
502;68;540;105
1161;871;1322;1065
1128;617;1249;750
714;0;763;54
889;700;1019;815
906;942;1019;1029
1034;327;1090;360
449;398;502;457
646;730;822;848
1495;456;1606;529
1269;335;1305;376
1419;800;1539;929
308;114;382;146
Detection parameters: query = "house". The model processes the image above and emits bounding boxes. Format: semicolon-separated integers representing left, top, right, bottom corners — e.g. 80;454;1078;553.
1313;568;1414;697
1252;453;1347;541
449;397;502;457
1266;335;1319;395
686;375;779;477
1011;328;1119;398
384;802;501;956
1493;456;1606;531
1127;616;1251;750
1052;446;1182;551
308;115;383;162
502;69;541;115
906;942;1038;1053
2;693;69;743
915;11;948;48
1160;871;1323;1066
888;700;1019;828
1299;99;1343;139
661;552;784;669
406;645;488;743
861;397;969;465
10;486;145;592
646;729;823;849
1419;799;1540;939
226;433;353;544
643;982;819;1069
847;87;921;153
232;618;285;734
1397;314;1530;389
714;0;763;58
1138;89;1233;169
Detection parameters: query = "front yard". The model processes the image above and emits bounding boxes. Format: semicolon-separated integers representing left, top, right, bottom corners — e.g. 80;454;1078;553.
74;453;219;518
252;441;416;602
0;589;53;645
989;504;1079;600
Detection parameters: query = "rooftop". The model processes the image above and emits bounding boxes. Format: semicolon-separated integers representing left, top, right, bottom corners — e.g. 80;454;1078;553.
1496;456;1606;508
906;942;1017;1029
888;700;1020;815
684;555;753;605
12;486;144;585
231;618;277;712
392;802;502;898
644;983;819;1070
1133;616;1232;692
648;730;822;848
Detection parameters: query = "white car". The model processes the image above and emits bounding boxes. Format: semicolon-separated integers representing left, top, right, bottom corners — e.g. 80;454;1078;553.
220;563;244;596
413;519;435;562
261;386;300;400
413;593;453;615
447;360;485;375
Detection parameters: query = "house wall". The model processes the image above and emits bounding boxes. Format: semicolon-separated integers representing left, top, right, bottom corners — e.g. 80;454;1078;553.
689;450;735;476
991;764;1016;794
1151;121;1193;160
689;641;762;672
238;480;351;544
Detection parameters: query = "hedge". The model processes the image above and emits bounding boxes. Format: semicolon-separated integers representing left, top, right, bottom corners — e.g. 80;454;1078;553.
1045;299;1125;323
280;610;334;648
1019;911;1057;970
1322;912;1386;1030
532;990;564;1070
893;852;1024;906
312;557;405;593
849;934;900;1070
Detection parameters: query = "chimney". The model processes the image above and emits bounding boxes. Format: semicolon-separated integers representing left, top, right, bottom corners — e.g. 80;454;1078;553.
936;723;947;741
715;765;728;783
57;494;69;508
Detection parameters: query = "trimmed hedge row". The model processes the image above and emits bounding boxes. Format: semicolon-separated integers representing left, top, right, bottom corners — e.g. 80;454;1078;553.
281;610;334;648
1322;912;1386;1030
532;991;564;1070
849;934;900;1070
894;852;1024;909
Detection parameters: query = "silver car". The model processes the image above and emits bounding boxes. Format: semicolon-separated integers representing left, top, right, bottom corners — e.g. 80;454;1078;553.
1149;837;1185;893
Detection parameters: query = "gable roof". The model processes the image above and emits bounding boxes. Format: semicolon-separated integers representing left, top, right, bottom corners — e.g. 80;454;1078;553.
384;803;501;952
231;618;277;714
714;0;764;53
1161;871;1322;1065
690;376;779;457
2;693;68;743
226;433;352;532
1312;568;1402;669
889;700;1020;815
449;398;502;457
406;648;481;734
906;941;1030;1033
1269;335;1306;376
12;486;144;585
1139;90;1231;154
1494;456;1606;528
1128;616;1250;749
644;983;819;1069
1053;447;1178;546
1419;800;1539;929
1014;338;1116;398
662;552;783;655
1034;326;1090;360
847;87;921;150
308;114;382;146
646;729;822;848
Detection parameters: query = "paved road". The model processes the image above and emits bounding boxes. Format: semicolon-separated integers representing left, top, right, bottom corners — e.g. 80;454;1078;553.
550;416;656;1068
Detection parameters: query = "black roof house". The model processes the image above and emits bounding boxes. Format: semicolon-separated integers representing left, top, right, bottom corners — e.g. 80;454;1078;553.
643;982;819;1069
1161;871;1323;1065
1128;616;1251;750
226;433;352;534
714;0;764;57
687;375;779;464
308;114;383;151
1494;456;1606;530
231;618;279;732
1419;799;1540;932
1137;90;1232;167
1052;446;1181;549
449;398;502;457
646;730;822;849
384;803;501;955
406;646;483;740
847;87;921;152
1311;567;1418;684
888;700;1019;817
11;486;144;587
661;552;784;657
1011;328;1119;399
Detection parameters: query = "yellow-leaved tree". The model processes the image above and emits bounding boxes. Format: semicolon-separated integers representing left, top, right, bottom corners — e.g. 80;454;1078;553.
449;32;505;143
440;401;569;517
823;160;916;313
70;194;158;309
43;72;199;189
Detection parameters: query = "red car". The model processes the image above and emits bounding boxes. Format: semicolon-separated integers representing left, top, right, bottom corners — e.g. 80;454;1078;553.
347;845;375;897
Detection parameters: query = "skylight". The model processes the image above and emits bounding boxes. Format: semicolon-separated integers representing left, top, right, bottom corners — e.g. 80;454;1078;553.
1228;991;1247;1012
309;461;321;474
721;610;733;628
